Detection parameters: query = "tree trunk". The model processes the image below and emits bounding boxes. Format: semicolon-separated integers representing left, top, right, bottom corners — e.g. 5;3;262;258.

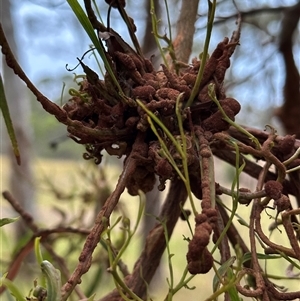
1;0;36;238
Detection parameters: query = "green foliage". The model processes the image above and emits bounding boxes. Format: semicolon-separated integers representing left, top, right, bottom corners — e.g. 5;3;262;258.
0;217;19;227
103;198;145;301
211;257;241;301
186;0;216;107
0;276;27;301
66;0;123;96
150;0;176;71
137;97;197;215
0;73;20;164
40;260;62;301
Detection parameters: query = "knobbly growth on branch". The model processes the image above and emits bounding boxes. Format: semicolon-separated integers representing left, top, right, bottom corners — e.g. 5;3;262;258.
1;0;300;300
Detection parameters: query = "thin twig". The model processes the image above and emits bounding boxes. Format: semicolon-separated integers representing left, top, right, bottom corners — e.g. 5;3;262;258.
282;209;300;260
2;191;39;232
166;0;200;69
218;185;266;201
0;24;67;122
245;162;270;298
0;192;88;299
61;137;138;300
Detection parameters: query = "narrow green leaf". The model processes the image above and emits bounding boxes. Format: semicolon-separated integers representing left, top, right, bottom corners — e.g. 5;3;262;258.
0;216;19;227
237;218;249;227
280;252;300;271
213;256;236;292
34;237;44;266
86;294;96;301
227;285;241;301
226;268;242;301
34;237;47;288
186;0;216;107
66;0;123;96
0;73;21;165
0;276;27;301
150;0;169;67
242;252;282;264
41;260;62;301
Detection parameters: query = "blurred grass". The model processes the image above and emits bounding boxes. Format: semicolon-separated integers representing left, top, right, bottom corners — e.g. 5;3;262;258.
1;155;299;300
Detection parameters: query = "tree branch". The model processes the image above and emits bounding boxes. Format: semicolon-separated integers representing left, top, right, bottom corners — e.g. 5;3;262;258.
99;178;187;301
61;141;138;300
167;0;200;67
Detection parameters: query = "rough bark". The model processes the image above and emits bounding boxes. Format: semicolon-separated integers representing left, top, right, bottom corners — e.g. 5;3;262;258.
167;0;200;66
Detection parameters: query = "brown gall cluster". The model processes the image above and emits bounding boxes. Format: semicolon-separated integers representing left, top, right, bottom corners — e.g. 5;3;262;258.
186;208;218;274
62;37;240;195
271;135;295;161
264;180;291;213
